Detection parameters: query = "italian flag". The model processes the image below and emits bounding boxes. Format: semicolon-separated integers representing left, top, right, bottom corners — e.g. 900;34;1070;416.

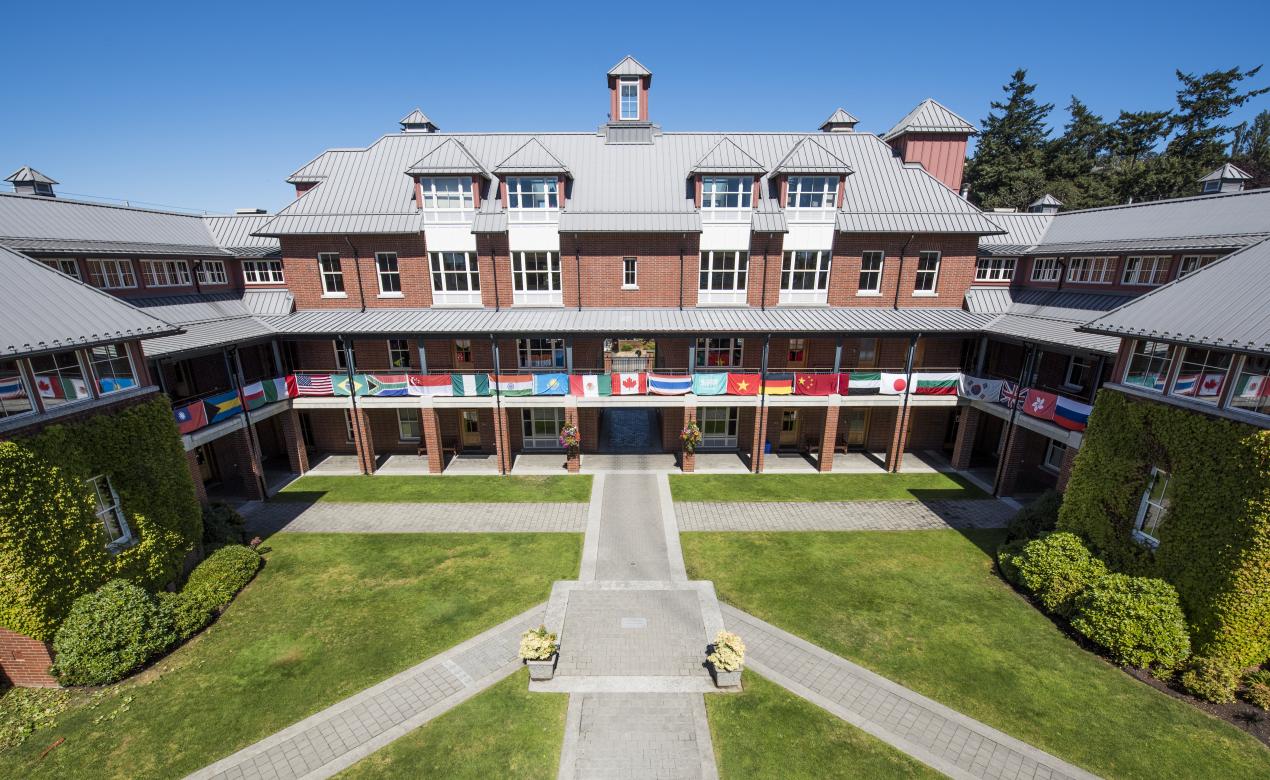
492;374;533;396
912;372;960;395
569;375;612;397
611;373;646;395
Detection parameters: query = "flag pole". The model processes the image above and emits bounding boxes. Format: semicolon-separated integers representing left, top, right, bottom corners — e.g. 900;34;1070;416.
490;333;505;476
993;343;1036;497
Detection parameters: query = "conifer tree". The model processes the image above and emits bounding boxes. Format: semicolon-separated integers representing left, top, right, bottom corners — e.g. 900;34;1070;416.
964;69;1053;209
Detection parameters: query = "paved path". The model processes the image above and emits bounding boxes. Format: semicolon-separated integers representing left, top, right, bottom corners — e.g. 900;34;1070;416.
677;498;1015;532
186;606;544;780
724;606;1099;780
592;472;680;580
242;501;586;535
560;693;717;780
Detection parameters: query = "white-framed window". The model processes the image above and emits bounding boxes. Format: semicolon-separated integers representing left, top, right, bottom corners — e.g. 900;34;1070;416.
522;407;564;449
1202;179;1222;194
1169;347;1232;404
387;339;412;369
619;78;639;120
787;338;807;366
88;475;131;548
376;252;401;296
86;259;136;289
41;258;81;280
141;259;191;288
334;338;356;372
695;338;743;368
700;176;752;221
343;409;355;443
429;251;481;306
1063;355;1093;393
518;338;565;369
622;257;638;289
30;350;91;407
506;177;559;210
1133;466;1171;546
785;176;838;222
418;177;474;223
1123;339;1175;392
318;253;345;296
396;408;421;442
1042;440;1067;472
1067;256;1116;284
779;250;831;305
914;251;940;295
243;259;284;284
699;407;739;448
1179;255;1218;278
1122;256;1171;286
858;251;884;295
1230;355;1270;418
1030;258;1060;282
698;250;749;305
0;358;35;419
196;260;228;285
511;251;562;306
88;344;137;395
974;257;1015;281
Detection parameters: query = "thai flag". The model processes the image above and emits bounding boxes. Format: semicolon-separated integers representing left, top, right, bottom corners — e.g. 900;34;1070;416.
648;374;692;395
294;373;333;396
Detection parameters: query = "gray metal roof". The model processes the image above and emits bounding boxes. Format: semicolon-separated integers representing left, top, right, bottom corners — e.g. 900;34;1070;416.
1007;288;1135;321
558;212;700;233
400;108;434;126
967;286;1130;354
751;201;788;233
242;289;294;317
607;56;652;79
986;313;1121;355
771;138;853;175
471;210;508;234
964;286;1014;314
1080;238;1270;355
978;212;1054;255
1029;194;1063;207
0;192;228;256
836;211;1004;235
6;167;57;185
142;316;277;359
690;137;768;174
820;108;859;131
881;99;976;141
129;290;290;357
130;293;254;324
203;214;281;257
493;138;571;175
0;245;179;357
1199;163;1251;183
405;138;489;177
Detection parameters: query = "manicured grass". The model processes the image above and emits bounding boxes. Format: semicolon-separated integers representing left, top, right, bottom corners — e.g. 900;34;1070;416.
669;472;986;502
337;670;566;779
276;474;593;503
683;530;1270;780
0;533;580;780
707;671;939;779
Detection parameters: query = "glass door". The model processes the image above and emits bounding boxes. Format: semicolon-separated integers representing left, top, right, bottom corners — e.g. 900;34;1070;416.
461;411;481;448
844;408;869;449
779;409;800;447
522;408;564;449
700;407;739;449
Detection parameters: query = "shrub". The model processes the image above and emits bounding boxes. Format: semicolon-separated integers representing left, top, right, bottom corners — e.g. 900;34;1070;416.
707;630;746;672
518;626;558;661
1006;490;1061;543
202;502;246;548
1242;669;1270;710
52;580;175;685
996;538;1027;586
1180;656;1241;704
157;591;214;641
183;545;261;612
1014;532;1107;616
1070;574;1191;672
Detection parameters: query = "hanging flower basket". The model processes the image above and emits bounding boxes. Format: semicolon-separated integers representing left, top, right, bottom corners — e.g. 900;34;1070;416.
681;421;703;453
559;424;581;455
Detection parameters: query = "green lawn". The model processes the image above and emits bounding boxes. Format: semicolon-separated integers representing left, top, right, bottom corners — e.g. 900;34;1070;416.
276;474;593;503
0;532;580;780
683;530;1270;780
337;670;566;779
669;472;986;502
707;672;939;778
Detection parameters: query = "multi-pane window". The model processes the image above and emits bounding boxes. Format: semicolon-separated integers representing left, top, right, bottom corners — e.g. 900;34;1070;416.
1123;340;1175;392
511;251;562;305
1134;467;1171;546
1063;355;1094;393
86;259;136;289
1067;256;1115;284
41;259;81;280
779;250;830;304
1030;258;1060;282
243;259;284;284
453;339;474;365
858;251;884;294
318;253;344;295
333;338;356;371
1043;440;1067;472
0;358;34;419
1170;347;1232;404
506;177;559;209
622;257;638;288
914;251;940;294
196;260;228;285
785;176;838;221
141;259;191;288
396;408;421;441
429;252;481;305
974;257;1015;281
376;253;401;295
30;350;91;407
88;475;131;548
787;338;807;366
1179;255;1218;278
418;177;474;221
1230;355;1270;418
699;407;739;448
619;78;639;120
1122;256;1171;285
518;338;566;369
698;251;748;304
695;338;743;368
387;339;411;369
522;408;564;448
700;176;752;215
88;344;136;395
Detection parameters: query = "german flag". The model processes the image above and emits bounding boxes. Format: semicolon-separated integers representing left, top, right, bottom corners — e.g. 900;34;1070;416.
762;373;794;395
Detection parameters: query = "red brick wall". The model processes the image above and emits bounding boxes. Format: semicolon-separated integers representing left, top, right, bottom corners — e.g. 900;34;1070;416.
0;628;57;687
280;235;432;309
827;234;979;307
565;234;698;308
1015;252;1203;294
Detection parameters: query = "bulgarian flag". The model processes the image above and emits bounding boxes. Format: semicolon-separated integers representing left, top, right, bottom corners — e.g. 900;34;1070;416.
912;372;960;395
261;377;290;402
451;374;490;396
612;373;646;395
880;373;909;395
842;371;880;395
570;374;612;397
762;373;794;396
492;374;532;396
409;374;453;396
726;373;760;395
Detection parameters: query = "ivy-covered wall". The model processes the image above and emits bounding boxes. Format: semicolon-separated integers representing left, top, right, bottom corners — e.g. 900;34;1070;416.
0;395;201;641
1058;389;1270;667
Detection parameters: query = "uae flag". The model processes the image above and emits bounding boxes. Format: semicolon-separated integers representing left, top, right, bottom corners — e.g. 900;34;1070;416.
912;372;960;395
612;373;647;395
533;373;569;396
842;371;880;395
691;373;727;396
762;373;794;396
648;374;692;395
726;373;760;396
452;374;490;396
492;374;533;396
292;373;333;396
241;381;267;410
262;377;290;402
569;374;612;397
959;375;1003;402
369;374;409;397
409;374;452;396
1023;389;1057;421
794;373;836;396
880;373;909;395
174;401;208;434
1053;396;1092;431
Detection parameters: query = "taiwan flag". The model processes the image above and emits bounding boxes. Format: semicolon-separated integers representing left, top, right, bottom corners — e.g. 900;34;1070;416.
174;401;207;434
726;373;760;396
794;373;836;396
611;373;646;395
1023;389;1057;421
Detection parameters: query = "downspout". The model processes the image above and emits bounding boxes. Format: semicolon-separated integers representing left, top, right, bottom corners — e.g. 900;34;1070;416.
491;245;501;312
892;234;916;310
760;240;769;311
758;334;770;463
678;239;685;311
993;343;1036;496
575;242;582;312
490;333;505;476
343;237;367;312
895;333;919;473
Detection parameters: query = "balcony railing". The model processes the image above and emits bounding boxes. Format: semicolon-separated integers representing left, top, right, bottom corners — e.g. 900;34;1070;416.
171;376;292;436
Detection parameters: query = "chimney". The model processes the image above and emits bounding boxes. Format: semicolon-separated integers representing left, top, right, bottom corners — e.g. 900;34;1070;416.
606;56;652;123
1027;194;1062;214
819;108;859;133
881;99;976;192
399;108;438;133
5;166;57;197
1198;163;1252;194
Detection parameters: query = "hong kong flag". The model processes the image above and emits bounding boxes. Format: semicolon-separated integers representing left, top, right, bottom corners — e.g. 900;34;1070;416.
1023;389;1057;421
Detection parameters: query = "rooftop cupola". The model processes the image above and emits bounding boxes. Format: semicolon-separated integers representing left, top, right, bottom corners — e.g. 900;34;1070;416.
1027;194;1062;214
881;99;976;193
819;107;859;133
5;166;57;197
607;56;652;123
399;108;438;133
1198;162;1252;194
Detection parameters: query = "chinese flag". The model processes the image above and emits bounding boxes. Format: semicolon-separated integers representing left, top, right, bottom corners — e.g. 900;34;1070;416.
794;373;837;395
726;373;760;395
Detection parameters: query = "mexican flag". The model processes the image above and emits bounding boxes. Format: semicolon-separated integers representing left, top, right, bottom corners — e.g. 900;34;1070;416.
612;373;646;395
409;374;453;396
1238;373;1269;398
880;373;908;395
492;374;532;396
451;374;490;396
261;377;290;402
570;374;612;397
842;371;880;395
912;372;960;395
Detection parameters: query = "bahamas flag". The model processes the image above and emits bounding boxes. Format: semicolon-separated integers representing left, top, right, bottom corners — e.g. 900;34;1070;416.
203;390;243;423
369;374;410;397
691;373;727;396
333;374;371;397
533;373;569;395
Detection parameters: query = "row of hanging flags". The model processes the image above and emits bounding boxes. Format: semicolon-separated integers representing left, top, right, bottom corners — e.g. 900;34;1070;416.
958;375;1092;432
172;377;293;435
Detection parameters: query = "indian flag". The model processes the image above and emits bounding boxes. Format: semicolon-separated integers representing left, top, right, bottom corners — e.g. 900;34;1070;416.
913;372;960;395
492;374;533;396
451;374;490;396
569;375;612;397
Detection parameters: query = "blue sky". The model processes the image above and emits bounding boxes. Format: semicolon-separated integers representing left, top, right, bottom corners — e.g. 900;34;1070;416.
3;0;1266;214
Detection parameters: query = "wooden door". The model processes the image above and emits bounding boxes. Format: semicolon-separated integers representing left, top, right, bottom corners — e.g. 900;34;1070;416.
779;410;800;447
460;411;481;448
845;408;869;448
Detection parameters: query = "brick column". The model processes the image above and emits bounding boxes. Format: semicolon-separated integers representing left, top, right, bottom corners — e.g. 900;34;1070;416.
350;407;377;475
185;448;209;505
563;405;580;473
818;405;840;472
885;404;910;473
682;403;697;473
280;408;310;476
0;627;57;688
750;404;770;473
994;425;1028;497
950;406;981;471
228;426;265;500
1056;439;1080;491
492;406;513;475
421;407;444;474
603;352;613;373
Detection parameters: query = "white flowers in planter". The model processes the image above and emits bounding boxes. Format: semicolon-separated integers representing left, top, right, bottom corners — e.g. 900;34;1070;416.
707;630;746;672
519;625;559;661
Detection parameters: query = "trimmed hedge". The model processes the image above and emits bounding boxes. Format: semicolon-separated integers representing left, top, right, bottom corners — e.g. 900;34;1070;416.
1005;489;1061;543
157;591;214;641
51;580;176;686
1070;574;1191;672
183;545;261;611
1180;655;1241;704
1244;669;1270;710
1058;389;1270;668
202;502;246;547
1013;533;1107;616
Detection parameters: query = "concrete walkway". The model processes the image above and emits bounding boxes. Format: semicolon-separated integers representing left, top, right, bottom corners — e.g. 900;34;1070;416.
677;498;1015;532
241;501;586;535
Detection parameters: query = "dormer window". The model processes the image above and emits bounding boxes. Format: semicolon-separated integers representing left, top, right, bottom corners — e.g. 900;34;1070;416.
418;177;474;223
700;176;752;224
506;177;559;210
785;176;839;222
619;78;640;120
1202;179;1221;194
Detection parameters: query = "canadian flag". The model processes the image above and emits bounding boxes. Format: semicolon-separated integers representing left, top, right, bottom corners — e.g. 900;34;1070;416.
36;376;63;398
611;373;646;395
1198;373;1225;397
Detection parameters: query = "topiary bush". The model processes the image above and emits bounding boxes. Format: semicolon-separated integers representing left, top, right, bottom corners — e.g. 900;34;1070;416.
183;545;261;612
1005;490;1061;543
1180;656;1241;704
156;591;214;641
996;538;1027;586
1244;669;1270;710
1013;532;1108;616
1070;573;1191;672
51;580;176;685
202;502;246;548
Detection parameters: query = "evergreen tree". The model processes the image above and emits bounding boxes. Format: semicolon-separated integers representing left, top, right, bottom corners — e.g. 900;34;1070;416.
1165;65;1268;195
1105;110;1174;203
964;69;1053;209
1044;97;1113;208
1231;109;1270;188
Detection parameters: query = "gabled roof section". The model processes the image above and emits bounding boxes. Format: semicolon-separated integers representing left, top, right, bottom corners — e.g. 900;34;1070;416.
820;108;859;131
1030;194;1063;208
0;192;227;256
406;138;489;178
493;138;571;176
608;56;652;80
400;108;433;126
772;137;854;175
1199;162;1252;183
978;212;1054;255
203;214;281;257
5;166;57;185
881;99;976;141
690;137;766;174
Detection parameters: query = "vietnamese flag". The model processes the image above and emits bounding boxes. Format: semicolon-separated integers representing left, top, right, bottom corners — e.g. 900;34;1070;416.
726;373;760;395
794;373;837;396
1023;389;1057;421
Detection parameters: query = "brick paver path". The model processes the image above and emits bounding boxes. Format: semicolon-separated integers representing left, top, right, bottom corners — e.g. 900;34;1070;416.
555;589;708;678
242;501;586;535
677;498;1014;532
724;605;1099;780
563;693;716;780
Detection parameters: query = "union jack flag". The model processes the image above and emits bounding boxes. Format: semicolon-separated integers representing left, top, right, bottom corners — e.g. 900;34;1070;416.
999;381;1027;410
294;373;334;396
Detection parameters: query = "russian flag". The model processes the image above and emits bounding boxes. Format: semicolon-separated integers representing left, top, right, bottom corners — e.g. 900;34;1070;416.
648;374;692;395
1053;396;1092;431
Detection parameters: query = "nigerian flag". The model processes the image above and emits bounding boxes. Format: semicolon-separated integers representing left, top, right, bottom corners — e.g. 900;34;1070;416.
452;374;490;396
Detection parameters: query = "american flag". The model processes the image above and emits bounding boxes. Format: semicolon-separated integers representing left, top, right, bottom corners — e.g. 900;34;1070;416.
1000;381;1026;409
294;373;334;396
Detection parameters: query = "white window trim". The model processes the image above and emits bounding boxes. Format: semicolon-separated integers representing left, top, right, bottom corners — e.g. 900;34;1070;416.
695;338;744;369
0;358;36;421
88;344;137;396
334;339;356;372
700;176;753;221
1179;254;1218;278
506;177;560;222
858;251;884;296
779;250;831;305
522;407;565;449
1041;440;1066;473
785;176;839;223
87;258;137;289
387;339;411;369
429;251;482;306
1063;355;1091;392
1030;258;1060;283
913;251;940;296
510;251;563;306
517;338;566;370
974;257;1015;282
418;176;475;223
140;259;192;288
396;408;421;442
1122;256;1170;286
242;259;285;285
31;349;94;405
1132;466;1170;547
619;78;640;121
318;253;346;298
698;250;749;305
1122;339;1175;393
375;252;402;298
196;259;228;286
622;257;638;289
42;258;82;281
88;474;132;550
699;406;739;449
1067;256;1115;285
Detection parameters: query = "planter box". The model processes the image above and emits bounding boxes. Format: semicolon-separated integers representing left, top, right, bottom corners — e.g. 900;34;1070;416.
710;664;742;689
526;653;558;681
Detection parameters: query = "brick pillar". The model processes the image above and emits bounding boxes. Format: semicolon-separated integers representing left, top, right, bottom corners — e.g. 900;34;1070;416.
885;404;910;473
819;405;840;472
1056;439;1080;491
0;627;57;688
950;406;981;471
280;409;310;476
421;407;444;474
563;405;580;473
492;406;513;474
350;407;377;475
185;448;209;505
750;404;770;473
603;352;613;373
682;403;697;472
994;425;1028;497
229;426;265;500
